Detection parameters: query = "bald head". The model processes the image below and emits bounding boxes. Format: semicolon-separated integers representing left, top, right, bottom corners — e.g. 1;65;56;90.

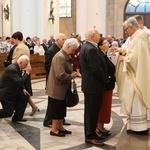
17;55;29;70
55;33;66;48
42;38;47;43
50;35;54;39
106;35;112;42
85;28;100;44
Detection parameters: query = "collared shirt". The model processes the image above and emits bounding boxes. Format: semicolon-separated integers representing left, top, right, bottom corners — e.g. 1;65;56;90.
86;40;98;49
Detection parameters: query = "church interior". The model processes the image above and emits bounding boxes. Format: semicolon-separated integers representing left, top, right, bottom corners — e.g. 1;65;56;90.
0;0;150;149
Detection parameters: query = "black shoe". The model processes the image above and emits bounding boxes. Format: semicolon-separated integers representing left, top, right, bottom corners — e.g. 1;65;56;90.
12;118;27;122
96;128;111;136
58;129;72;134
96;135;105;140
50;131;65;137
127;129;148;135
43;124;52;128
63;122;71;125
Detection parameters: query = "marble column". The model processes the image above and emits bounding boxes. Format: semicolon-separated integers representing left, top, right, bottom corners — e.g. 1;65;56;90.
76;0;106;40
19;0;37;38
76;0;87;40
96;0;106;36
0;0;3;36
3;0;59;39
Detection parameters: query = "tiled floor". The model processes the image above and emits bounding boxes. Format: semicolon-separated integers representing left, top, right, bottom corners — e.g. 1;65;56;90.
0;78;149;150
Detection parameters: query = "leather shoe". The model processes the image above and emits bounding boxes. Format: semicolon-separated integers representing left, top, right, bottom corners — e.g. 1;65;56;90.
50;131;65;137
127;129;148;135
58;129;72;134
63;122;71;125
12;118;27;122
96;128;111;136
85;139;104;146
96;131;106;140
96;135;105;140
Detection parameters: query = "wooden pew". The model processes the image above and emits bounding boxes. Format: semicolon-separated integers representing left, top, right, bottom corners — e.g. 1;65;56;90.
0;53;46;79
0;53;7;78
30;54;46;79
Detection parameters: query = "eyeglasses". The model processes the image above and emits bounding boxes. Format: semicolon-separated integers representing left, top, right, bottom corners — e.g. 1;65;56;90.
124;26;130;32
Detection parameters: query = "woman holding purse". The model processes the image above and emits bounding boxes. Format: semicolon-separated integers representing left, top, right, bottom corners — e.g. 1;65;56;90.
46;38;79;137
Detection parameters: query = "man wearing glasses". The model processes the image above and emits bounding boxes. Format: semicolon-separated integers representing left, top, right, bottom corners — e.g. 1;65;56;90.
116;17;150;135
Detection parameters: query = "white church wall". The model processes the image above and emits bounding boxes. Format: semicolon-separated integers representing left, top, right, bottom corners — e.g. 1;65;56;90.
19;0;37;38
11;0;19;34
2;0;59;40
3;0;11;36
76;0;87;40
44;0;59;40
36;0;44;39
0;0;3;36
76;0;106;40
97;0;106;37
0;0;128;39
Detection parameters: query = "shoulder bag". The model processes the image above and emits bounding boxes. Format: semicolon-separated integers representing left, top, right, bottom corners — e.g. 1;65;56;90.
65;79;79;107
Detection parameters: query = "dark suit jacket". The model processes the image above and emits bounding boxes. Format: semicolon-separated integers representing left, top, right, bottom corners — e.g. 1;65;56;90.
80;41;108;94
3;45;17;67
48;39;55;48
103;53;116;90
41;43;49;53
45;43;60;73
25;42;34;54
0;63;29;102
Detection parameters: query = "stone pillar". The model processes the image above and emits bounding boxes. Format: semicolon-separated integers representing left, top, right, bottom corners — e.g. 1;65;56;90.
114;0;127;38
106;0;127;38
3;0;11;36
96;0;106;36
76;0;87;40
0;0;3;36
76;0;106;40
19;0;37;38
2;0;59;39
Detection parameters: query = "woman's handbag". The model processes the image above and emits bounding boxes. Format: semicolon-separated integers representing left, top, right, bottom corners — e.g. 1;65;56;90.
65;79;79;107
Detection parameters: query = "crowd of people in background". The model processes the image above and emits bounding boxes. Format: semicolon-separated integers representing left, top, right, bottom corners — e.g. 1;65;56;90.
0;14;150;147
0;32;125;55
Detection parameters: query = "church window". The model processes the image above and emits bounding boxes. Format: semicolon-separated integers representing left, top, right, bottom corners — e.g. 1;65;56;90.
59;0;71;17
125;0;150;13
124;0;150;29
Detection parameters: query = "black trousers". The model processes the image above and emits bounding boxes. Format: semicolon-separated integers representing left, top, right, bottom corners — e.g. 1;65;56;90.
0;100;15;118
84;92;103;139
12;89;29;121
43;96;52;126
0;89;28;120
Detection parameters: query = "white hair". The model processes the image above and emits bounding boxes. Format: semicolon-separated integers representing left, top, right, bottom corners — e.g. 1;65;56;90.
112;41;118;47
123;17;139;28
62;38;79;49
17;55;29;63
